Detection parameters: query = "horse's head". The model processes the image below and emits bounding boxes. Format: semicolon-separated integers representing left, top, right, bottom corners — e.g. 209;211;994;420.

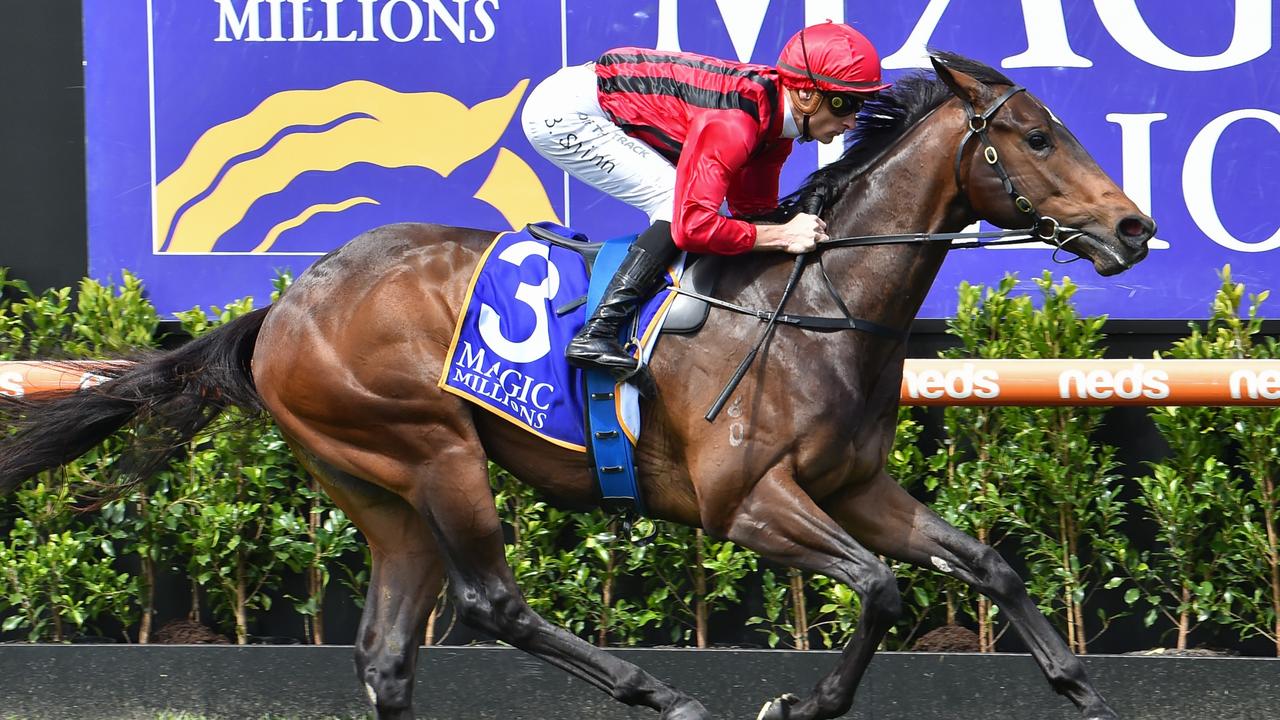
931;53;1155;276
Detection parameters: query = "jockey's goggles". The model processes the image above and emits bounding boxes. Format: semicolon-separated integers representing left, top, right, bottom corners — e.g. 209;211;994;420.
826;92;868;117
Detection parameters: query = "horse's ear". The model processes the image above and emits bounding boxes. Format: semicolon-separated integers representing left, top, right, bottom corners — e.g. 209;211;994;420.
931;54;990;108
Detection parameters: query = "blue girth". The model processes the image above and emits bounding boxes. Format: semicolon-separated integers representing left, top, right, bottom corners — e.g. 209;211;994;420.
583;236;645;516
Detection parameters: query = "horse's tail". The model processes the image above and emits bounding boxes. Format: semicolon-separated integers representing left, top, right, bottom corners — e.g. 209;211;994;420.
0;306;271;499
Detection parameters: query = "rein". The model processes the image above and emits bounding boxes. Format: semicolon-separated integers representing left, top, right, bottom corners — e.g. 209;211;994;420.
702;84;1085;421
819;223;1075;251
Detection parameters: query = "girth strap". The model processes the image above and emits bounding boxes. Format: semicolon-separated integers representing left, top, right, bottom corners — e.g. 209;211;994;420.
666;286;904;339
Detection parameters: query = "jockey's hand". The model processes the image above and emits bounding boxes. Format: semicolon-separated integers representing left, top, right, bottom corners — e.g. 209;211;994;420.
752;213;827;254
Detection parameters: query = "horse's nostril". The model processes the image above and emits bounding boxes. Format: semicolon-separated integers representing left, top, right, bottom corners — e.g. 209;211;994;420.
1118;215;1154;241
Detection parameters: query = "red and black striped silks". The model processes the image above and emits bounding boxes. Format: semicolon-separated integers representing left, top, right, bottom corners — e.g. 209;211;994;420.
594;49;794;255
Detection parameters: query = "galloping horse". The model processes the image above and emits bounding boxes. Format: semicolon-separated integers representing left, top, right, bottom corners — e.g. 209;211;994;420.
1;53;1153;720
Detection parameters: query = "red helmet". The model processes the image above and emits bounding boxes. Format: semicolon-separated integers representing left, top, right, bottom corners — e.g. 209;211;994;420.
777;21;891;94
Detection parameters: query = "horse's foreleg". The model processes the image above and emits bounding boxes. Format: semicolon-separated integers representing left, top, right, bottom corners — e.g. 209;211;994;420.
716;469;901;720
302;456;444;720
827;472;1118;720
407;441;709;720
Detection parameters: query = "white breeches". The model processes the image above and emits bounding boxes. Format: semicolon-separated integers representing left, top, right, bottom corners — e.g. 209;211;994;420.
521;63;675;224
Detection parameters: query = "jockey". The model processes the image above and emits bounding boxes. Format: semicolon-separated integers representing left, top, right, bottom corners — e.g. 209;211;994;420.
522;21;890;382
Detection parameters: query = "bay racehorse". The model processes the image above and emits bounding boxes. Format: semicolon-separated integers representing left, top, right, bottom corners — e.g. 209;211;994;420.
0;53;1153;720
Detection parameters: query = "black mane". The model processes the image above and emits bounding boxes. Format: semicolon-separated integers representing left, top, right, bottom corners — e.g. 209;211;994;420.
788;51;1014;215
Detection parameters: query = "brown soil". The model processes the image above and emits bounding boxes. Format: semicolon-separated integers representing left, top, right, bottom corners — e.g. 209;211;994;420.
152;619;230;644
911;624;981;652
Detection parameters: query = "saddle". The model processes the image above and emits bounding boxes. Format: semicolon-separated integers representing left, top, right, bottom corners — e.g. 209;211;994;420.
526;223;720;334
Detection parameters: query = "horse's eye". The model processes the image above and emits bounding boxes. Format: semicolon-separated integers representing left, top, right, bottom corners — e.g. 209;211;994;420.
1027;130;1051;151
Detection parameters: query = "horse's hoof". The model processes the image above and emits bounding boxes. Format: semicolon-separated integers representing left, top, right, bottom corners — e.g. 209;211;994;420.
755;693;800;720
661;697;710;720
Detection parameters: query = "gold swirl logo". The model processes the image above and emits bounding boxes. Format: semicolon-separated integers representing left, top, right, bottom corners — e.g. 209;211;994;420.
155;79;559;253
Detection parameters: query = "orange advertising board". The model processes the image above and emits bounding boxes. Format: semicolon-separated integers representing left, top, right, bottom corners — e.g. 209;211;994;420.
4;360;1280;406
900;359;1280;406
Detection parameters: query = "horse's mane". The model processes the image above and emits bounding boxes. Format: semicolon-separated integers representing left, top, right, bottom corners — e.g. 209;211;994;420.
789;51;1014;215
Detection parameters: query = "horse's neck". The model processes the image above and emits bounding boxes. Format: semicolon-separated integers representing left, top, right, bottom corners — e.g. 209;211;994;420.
814;112;973;332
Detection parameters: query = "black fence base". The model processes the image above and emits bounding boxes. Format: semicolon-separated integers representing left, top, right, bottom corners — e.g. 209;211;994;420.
1;645;1276;719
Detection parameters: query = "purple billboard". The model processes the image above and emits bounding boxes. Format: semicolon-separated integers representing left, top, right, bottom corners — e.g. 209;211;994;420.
84;1;1279;319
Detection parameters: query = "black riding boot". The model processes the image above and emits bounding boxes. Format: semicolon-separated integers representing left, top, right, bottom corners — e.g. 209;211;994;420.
567;223;674;380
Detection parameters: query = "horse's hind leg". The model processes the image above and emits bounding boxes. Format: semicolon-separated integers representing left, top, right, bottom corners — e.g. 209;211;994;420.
404;435;709;720
297;452;444;720
713;469;902;720
827;472;1117;720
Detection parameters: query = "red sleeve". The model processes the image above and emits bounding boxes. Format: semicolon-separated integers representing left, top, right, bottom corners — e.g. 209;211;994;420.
672;112;760;255
727;139;793;218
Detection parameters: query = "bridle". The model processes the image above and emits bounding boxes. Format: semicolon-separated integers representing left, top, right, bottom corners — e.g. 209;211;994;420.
951;85;1089;260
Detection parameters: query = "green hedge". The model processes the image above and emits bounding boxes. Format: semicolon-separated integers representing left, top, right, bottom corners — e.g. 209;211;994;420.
1;266;1277;655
